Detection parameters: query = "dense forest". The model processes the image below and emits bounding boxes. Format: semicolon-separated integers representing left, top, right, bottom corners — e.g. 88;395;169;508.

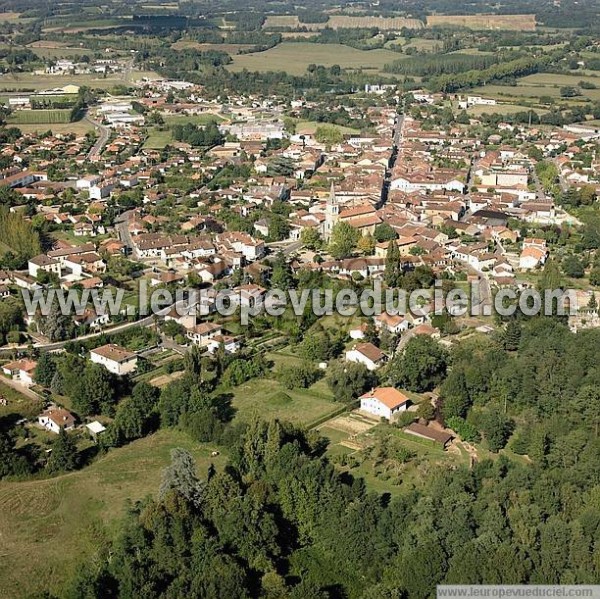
39;316;600;598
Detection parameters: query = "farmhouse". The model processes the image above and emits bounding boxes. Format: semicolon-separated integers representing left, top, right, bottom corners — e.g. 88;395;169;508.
359;387;411;421
2;359;38;386
186;322;223;347
38;407;76;434
28;254;62;279
345;342;386;371
90;344;138;375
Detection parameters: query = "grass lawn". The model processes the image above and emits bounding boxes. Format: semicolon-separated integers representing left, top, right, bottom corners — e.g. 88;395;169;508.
0;429;226;599
228;376;339;426
227;42;400;76
0;380;43;420
295;119;360;135
144;127;173;149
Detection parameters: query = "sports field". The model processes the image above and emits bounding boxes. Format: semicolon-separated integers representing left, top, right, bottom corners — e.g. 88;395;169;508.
8;109;72;124
227;42;400;75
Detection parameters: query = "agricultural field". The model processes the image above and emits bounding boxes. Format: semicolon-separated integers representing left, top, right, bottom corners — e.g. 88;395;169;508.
0;429;226;599
426;14;536;31
8;109;72;125
464;103;549;117
171;40;255;54
0;73;122;92
472;72;600;103
0;11;24;22
263;15;423;30
227;42;400;76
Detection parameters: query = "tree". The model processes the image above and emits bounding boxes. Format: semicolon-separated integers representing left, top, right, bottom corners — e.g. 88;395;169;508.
0;430;32;478
34;351;56;388
384;240;402;287
357;233;376;256
538;258;562;291
374;223;398;243
300;227;322;250
46;429;78;473
503;321;521;351
326;360;376;403
110;382;159;444
42;299;74;342
562;255;585;279
159;448;205;509
473;408;514;452
440;370;471;420
388;336;448;393
72;364;117;416
328;221;359;259
314;124;343;146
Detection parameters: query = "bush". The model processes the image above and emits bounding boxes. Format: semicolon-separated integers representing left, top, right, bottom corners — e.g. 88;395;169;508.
276;362;321;389
446;416;480;443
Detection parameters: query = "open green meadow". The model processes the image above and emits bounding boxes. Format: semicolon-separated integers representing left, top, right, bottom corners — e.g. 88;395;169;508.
0;429;226;599
227;42;400;76
295;119;360;135
0;72;133;93
228;375;340;427
144;114;224;148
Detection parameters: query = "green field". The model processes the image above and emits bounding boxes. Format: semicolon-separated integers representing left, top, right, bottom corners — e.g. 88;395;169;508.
13;121;94;136
8;109;72;124
0;429;226;599
229;376;340;427
227;42;400;76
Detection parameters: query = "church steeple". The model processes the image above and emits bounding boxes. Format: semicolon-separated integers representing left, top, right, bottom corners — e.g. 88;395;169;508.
327;182;339;213
324;182;340;240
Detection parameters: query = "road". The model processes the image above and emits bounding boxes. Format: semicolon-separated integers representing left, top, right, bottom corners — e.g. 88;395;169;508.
115;209;138;258
85;112;111;160
266;240;303;256
531;166;552;202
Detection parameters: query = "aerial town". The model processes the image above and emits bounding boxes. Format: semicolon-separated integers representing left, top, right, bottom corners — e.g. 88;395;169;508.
1;1;600;597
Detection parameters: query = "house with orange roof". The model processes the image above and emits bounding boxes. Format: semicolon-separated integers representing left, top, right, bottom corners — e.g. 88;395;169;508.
359;387;411;420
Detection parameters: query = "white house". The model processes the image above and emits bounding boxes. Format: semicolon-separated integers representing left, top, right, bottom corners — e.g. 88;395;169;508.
519;246;547;270
345;342;386;371
186;322;222;347
2;358;37;386
359;387;411;421
206;334;240;355
90;344;138;375
373;312;410;334
28;254;62;279
38;407;76;434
